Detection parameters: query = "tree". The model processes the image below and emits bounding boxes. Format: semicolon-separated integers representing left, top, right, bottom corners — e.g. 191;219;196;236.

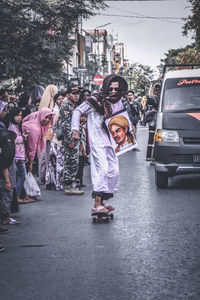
158;44;200;74
158;0;200;75
0;0;106;93
123;63;154;96
183;0;200;49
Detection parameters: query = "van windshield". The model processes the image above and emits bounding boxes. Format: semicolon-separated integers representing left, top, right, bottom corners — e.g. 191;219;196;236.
162;77;200;112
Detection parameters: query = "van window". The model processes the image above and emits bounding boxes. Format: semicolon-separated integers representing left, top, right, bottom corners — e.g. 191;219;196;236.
162;78;200;112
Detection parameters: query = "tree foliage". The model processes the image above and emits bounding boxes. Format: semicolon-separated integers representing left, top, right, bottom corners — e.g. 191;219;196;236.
183;0;200;48
123;63;154;96
158;0;200;75
0;0;106;92
158;44;200;74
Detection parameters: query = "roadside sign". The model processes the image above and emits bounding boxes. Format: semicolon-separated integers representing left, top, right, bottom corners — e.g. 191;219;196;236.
93;74;104;85
69;78;80;86
73;68;88;73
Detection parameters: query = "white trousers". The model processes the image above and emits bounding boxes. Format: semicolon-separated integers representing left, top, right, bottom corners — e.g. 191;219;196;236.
90;146;119;194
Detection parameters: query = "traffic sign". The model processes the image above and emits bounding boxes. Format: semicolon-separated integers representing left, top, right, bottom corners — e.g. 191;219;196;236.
93;74;104;85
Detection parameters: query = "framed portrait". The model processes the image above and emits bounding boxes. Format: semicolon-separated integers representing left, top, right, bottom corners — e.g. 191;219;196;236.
105;109;137;156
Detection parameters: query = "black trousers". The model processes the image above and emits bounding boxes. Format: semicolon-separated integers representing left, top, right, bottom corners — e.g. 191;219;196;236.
146;125;156;161
76;156;85;184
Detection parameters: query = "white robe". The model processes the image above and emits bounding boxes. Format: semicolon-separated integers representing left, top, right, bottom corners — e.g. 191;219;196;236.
71;100;123;194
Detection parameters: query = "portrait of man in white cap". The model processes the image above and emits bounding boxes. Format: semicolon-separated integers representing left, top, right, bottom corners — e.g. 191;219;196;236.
108;113;136;155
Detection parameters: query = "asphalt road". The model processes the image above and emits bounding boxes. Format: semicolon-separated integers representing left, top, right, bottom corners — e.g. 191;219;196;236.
0;126;200;300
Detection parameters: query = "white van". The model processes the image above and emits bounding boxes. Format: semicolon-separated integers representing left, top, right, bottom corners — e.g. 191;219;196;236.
154;67;200;188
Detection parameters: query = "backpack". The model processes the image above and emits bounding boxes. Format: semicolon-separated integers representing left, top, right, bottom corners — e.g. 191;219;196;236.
54;117;64;141
0;128;16;169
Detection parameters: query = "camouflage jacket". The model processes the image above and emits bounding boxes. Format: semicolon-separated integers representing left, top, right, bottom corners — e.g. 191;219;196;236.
60;100;74;145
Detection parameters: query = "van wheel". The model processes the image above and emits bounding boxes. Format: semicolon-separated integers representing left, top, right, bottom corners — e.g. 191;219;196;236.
155;171;168;188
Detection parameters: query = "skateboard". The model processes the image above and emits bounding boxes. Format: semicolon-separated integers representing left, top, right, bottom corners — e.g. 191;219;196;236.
91;211;114;223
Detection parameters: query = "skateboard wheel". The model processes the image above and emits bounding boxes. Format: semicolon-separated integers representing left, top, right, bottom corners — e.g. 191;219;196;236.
110;214;113;219
93;217;96;223
106;217;109;222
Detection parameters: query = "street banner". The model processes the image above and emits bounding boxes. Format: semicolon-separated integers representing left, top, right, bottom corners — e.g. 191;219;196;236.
105;109;137;156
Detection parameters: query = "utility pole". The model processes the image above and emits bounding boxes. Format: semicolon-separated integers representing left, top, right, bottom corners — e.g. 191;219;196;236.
129;67;133;90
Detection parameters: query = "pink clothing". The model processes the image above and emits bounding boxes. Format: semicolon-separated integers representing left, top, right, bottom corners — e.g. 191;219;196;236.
22;108;53;161
8;123;26;160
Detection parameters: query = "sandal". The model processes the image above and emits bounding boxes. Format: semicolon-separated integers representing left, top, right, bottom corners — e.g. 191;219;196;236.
2;218;20;225
18;197;35;204
91;205;109;213
102;203;114;211
24;196;36;202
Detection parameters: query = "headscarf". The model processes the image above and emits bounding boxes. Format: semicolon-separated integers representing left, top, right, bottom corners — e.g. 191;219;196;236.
0;100;8;113
22;108;53;155
39;85;58;111
30;85;45;105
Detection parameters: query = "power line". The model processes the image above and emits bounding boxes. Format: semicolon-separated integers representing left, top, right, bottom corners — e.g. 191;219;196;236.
109;4;181;18
100;4;184;25
98;13;184;25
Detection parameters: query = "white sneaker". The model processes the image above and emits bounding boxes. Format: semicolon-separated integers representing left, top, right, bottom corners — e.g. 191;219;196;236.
64;188;84;195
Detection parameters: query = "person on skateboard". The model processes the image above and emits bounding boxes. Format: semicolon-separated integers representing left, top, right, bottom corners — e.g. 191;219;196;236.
71;74;128;213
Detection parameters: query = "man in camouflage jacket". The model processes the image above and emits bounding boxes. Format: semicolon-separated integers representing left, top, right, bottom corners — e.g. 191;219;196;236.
60;85;84;195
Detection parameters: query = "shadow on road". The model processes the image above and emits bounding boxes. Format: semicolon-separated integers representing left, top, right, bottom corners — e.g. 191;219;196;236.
168;174;200;190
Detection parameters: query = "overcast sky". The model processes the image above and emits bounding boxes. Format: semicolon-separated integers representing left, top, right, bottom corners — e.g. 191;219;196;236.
83;0;192;71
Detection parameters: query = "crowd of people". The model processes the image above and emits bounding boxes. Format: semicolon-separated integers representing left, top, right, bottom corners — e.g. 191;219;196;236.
0;78;160;252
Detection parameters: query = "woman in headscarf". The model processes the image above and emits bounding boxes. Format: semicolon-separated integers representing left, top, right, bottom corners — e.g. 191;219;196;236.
45;93;64;190
38;85;58;184
39;85;58;111
0;100;8;128
22;108;53;174
30;85;44;106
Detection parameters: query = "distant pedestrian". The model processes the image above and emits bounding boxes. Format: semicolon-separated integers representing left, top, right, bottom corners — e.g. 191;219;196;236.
126;90;141;129
34;99;41;111
39;85;58;111
140;96;147;126
0;101;17;229
22;108;53;174
0;131;20;225
8;107;34;204
0;100;8;128
30;85;44;106
77;89;91;106
45;93;64;190
145;83;161;163
18;93;32;119
75;114;87;188
145;95;158;162
38;85;58;183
